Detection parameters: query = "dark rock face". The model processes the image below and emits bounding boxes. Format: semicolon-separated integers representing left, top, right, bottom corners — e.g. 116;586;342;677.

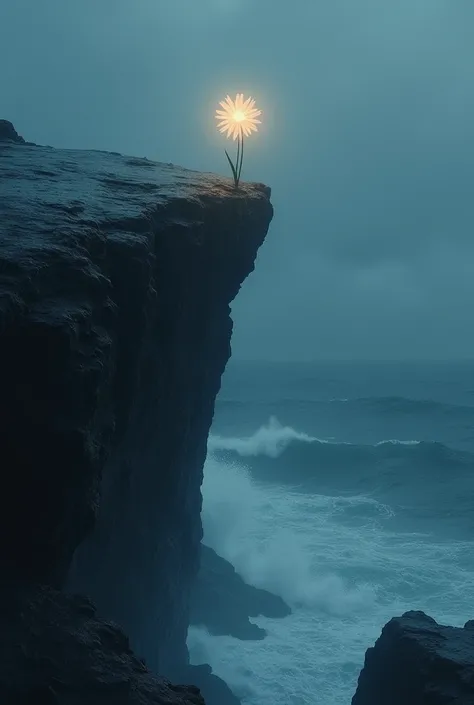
352;610;474;705
183;666;241;705
0;584;204;705
191;545;290;640
0;126;273;705
0;119;26;143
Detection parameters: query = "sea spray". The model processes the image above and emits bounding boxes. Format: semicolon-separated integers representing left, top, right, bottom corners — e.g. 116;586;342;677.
189;413;474;705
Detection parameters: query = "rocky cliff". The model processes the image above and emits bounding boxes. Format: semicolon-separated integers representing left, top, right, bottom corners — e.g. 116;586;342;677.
0;121;273;705
191;544;291;640
352;611;474;705
0;583;205;705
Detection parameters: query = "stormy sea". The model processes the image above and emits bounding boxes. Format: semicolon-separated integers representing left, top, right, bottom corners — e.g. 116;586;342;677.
188;360;474;705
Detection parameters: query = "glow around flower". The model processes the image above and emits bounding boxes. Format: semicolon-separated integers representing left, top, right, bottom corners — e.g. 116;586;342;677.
215;93;262;188
215;93;262;141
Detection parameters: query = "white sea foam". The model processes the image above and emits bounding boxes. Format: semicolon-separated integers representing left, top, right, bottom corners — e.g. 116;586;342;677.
375;438;421;446
189;423;474;705
208;416;317;458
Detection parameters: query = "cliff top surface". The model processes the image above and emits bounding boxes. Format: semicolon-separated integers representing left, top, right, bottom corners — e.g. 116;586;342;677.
0;119;270;237
0;121;272;329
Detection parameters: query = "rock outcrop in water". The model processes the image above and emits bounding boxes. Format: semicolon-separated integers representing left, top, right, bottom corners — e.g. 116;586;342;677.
191;544;291;640
0;120;273;705
0;118;26;144
352;610;474;705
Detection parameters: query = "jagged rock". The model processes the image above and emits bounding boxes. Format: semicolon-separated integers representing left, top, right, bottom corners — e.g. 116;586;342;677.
0;119;26;143
352;610;474;705
181;666;241;705
0;584;204;705
0;124;273;705
191;544;290;640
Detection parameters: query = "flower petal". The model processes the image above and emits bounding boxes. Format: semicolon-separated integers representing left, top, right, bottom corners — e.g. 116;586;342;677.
216;94;262;138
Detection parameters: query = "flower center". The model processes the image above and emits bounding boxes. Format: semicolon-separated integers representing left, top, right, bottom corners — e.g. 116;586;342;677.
233;110;245;122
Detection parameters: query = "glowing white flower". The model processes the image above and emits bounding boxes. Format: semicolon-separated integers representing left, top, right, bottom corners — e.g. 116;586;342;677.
215;93;262;141
214;93;262;188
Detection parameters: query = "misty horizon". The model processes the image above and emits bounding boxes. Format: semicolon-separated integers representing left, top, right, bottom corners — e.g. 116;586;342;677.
229;356;474;364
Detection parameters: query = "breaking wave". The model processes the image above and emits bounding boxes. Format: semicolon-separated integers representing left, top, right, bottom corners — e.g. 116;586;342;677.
208;418;474;521
209;416;472;468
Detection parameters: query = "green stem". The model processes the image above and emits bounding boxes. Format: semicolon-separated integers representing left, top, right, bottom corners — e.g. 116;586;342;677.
235;136;241;188
224;149;238;186
224;132;245;189
237;133;244;187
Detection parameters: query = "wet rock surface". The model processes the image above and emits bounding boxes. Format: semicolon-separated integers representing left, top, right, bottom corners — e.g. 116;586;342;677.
191;544;290;640
352;610;474;705
0;119;26;143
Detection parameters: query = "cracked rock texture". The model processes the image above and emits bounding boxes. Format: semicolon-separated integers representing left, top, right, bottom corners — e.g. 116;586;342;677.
0;121;273;705
0;584;204;705
352;611;474;705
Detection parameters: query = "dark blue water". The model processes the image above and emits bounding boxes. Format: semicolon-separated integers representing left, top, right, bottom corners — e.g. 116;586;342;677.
188;361;474;705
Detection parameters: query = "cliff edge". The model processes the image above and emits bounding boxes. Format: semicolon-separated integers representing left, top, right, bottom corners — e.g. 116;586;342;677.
0;121;273;705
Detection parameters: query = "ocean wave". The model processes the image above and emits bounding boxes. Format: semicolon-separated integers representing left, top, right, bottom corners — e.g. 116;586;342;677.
350;395;474;416
208;416;317;458
209;417;462;461
201;453;379;615
208;418;474;495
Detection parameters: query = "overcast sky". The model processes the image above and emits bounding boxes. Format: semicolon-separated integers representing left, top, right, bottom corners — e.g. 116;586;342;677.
2;0;474;360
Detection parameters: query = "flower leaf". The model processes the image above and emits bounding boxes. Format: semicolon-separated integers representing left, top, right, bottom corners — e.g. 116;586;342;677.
224;149;239;187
